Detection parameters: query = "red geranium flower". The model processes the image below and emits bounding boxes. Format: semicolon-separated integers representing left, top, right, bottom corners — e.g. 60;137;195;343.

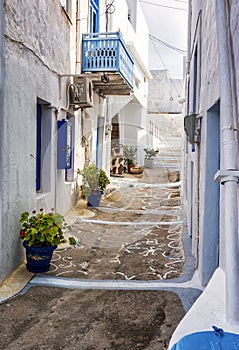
20;230;26;238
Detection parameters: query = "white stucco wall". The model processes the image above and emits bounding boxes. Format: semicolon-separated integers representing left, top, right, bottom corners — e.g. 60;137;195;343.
146;70;183;150
184;1;220;286
0;0;151;283
97;0;150;170
172;0;239;345
148;70;183;114
0;0;82;283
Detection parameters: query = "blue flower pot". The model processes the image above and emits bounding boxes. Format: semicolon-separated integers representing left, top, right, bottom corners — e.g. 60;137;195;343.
87;190;102;207
23;241;57;273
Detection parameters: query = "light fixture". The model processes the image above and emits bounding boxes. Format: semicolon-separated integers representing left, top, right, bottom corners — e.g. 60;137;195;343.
101;74;109;83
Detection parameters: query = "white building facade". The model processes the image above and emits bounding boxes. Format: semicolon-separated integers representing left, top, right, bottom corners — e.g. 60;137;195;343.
170;0;239;347
146;69;183;150
0;0;150;283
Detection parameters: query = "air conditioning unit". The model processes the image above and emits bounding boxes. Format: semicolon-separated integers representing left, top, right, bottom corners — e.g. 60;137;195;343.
69;76;94;108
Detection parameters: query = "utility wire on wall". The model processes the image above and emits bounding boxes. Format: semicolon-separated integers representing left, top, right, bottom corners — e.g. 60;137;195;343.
104;0;115;32
139;0;187;11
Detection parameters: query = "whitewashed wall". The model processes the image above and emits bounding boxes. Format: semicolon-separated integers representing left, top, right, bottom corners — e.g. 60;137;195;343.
0;0;82;282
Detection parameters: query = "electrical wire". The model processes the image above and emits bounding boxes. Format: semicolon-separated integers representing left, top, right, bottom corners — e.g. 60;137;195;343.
149;34;186;55
150;37;183;95
106;0;115;14
173;0;188;3
139;0;187;11
99;0;115;17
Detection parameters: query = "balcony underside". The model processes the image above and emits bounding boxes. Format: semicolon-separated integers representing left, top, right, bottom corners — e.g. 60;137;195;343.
82;32;134;96
89;72;132;96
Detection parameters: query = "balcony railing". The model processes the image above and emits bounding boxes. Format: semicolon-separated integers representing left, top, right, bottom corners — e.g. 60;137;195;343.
82;32;134;91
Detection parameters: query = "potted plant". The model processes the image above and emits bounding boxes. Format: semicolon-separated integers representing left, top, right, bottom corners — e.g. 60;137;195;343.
144;147;159;168
123;145;137;172
19;208;76;273
77;164;110;207
144;147;159;159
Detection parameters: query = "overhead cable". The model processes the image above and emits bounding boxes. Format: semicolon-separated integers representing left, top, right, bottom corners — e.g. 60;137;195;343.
149;34;186;55
173;0;188;3
150;37;183;95
139;0;187;11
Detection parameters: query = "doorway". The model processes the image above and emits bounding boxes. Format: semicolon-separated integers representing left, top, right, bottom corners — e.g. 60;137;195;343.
199;101;220;286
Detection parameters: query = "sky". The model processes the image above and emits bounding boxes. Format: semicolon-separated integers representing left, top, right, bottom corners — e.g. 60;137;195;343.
139;0;188;79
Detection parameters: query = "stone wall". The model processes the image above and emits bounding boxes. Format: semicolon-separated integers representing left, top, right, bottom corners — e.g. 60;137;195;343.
147;70;183;114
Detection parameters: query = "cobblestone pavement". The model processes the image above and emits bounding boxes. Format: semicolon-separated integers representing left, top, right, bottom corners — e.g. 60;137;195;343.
45;169;185;281
0;287;187;350
0;145;203;350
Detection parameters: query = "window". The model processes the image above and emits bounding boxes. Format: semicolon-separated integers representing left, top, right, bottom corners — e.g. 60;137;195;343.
90;0;99;33
57;114;75;181
61;0;69;12
36;104;42;191
36;102;52;192
192;45;198;113
61;0;72;20
126;0;136;30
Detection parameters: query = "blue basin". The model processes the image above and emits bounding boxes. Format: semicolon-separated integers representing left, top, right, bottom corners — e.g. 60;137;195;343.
171;327;239;350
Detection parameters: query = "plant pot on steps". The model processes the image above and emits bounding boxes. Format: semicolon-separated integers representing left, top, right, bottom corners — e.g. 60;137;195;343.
87;190;103;207
23;241;57;273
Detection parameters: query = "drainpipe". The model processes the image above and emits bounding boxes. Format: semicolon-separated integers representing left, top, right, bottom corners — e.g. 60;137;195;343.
215;0;239;324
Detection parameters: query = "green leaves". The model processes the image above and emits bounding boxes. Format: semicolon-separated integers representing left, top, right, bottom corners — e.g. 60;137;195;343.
69;237;76;245
19;211;30;223
19;209;76;247
79;164;110;197
144;148;159;159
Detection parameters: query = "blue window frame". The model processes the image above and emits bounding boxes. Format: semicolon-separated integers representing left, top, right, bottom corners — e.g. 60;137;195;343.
36;102;52;192
90;0;99;33
36;104;42;191
57;115;75;181
57;120;72;170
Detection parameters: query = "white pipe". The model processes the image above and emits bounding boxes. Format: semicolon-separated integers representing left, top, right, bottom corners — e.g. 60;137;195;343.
215;0;239;324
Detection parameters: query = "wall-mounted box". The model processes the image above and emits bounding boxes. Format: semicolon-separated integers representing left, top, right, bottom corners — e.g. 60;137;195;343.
184;113;201;144
57;120;72;169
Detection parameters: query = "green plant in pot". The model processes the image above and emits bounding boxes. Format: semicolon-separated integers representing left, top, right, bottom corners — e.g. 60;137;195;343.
19;208;76;273
123;145;137;172
144;147;159;159
77;164;110;207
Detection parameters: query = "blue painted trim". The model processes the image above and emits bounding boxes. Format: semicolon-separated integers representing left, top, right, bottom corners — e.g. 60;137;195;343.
36;104;42;191
95;116;100;168
57;120;73;170
65;115;75;181
90;0;99;33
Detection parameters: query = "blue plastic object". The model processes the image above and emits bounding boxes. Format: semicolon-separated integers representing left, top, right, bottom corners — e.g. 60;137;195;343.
171;326;239;350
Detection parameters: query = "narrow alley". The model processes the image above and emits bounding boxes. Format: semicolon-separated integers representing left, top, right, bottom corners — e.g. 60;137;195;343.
46;167;183;281
2;1;239;349
0;131;202;350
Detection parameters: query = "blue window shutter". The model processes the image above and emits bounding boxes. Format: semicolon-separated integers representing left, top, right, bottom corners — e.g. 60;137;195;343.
36;104;42;191
65;115;75;181
57;118;75;181
57;120;68;169
90;0;99;32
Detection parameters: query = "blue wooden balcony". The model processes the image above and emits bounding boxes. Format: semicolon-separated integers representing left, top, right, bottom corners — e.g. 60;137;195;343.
82;32;134;95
